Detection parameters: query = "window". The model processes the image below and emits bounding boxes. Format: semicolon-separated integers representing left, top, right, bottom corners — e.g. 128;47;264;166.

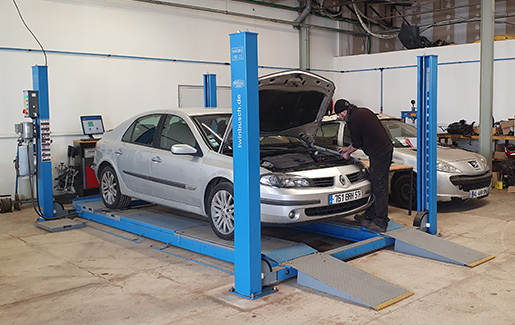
316;122;341;149
381;120;418;147
159;115;197;150
122;114;161;146
193;114;231;151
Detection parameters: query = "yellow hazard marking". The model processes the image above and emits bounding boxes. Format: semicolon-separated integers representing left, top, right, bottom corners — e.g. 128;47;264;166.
375;291;414;311
468;255;495;268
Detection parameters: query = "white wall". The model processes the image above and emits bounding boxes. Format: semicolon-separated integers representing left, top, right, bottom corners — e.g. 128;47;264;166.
333;40;515;129
0;0;338;197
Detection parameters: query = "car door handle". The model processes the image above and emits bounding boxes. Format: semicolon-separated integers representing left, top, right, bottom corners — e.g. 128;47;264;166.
114;149;123;155
151;156;162;163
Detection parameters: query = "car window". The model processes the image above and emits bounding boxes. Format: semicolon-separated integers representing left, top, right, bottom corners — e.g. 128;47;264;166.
193;114;231;151
316;123;339;148
159;115;197;150
122;114;161;146
316;122;352;148
381;120;418;147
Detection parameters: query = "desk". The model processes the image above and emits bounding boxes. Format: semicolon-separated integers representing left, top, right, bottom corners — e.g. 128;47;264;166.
361;161;414;215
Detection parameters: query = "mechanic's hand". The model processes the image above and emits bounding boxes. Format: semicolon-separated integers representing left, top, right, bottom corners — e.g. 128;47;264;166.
342;152;351;160
338;146;348;154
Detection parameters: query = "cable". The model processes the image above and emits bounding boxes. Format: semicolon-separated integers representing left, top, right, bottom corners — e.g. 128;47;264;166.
352;2;397;40
12;0;47;66
28;170;45;220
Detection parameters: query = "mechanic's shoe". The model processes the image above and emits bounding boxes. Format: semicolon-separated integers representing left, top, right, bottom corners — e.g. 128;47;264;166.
360;219;388;233
354;213;372;223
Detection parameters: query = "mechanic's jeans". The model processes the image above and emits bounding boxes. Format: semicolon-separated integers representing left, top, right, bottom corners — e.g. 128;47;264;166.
366;150;393;226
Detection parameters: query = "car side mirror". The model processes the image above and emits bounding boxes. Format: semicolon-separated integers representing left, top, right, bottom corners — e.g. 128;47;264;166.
171;144;198;155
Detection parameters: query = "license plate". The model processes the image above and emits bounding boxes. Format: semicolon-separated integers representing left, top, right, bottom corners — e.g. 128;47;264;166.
470;187;489;198
329;189;362;205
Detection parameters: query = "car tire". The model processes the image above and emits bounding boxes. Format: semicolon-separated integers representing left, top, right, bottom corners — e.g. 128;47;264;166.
207;182;234;240
392;173;417;210
100;166;131;209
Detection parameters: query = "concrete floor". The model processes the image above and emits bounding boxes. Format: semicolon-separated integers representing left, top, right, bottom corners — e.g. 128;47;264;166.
0;189;514;324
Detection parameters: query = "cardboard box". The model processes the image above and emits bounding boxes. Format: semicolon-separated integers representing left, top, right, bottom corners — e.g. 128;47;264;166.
494;151;507;160
495;143;505;152
491;172;501;186
500;120;514;135
500;120;514;129
508;186;515;193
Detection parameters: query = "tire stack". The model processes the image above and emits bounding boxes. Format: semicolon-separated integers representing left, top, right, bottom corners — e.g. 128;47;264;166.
0;196;12;213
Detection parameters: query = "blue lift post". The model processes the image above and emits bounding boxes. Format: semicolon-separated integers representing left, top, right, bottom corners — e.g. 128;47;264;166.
203;74;217;108
32;65;54;219
416;55;438;235
229;32;269;299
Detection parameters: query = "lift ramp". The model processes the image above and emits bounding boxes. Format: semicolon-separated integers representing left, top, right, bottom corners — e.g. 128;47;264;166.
73;197;494;310
284;253;413;310
386;227;495;267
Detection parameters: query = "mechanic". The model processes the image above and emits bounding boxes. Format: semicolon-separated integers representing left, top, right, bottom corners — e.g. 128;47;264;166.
334;99;393;233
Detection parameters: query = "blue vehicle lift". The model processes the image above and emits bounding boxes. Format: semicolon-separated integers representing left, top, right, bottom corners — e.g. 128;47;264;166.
71;39;494;310
203;74;217;108
32;65;54;219
74;196;494;310
29;66;84;232
414;55;438;235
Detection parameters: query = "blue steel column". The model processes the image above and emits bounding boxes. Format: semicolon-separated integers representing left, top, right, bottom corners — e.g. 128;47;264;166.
32;65;54;219
229;32;263;298
203;74;217;108
416;55;438;235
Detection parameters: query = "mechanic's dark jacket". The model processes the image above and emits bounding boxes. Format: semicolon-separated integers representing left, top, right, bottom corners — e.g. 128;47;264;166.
347;107;393;157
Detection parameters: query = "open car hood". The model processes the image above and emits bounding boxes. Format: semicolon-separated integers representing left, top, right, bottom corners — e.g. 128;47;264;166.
258;70;335;143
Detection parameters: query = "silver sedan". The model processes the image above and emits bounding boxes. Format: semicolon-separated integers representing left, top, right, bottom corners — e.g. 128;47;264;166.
94;70;373;239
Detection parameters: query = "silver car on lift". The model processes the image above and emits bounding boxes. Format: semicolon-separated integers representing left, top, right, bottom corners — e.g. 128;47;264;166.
93;70;373;240
316;114;492;208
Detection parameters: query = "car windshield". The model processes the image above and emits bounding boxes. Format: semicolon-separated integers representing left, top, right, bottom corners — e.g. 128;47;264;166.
381;119;418;148
193;114;231;151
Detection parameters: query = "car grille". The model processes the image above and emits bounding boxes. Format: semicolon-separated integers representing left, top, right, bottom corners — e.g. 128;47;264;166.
305;197;369;217
312;177;334;187
449;172;492;191
347;172;362;183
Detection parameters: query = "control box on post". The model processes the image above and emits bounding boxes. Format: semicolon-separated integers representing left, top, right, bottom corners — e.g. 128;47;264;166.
23;90;39;118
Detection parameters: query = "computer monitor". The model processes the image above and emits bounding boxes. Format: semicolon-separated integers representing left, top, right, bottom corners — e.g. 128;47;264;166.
80;115;105;139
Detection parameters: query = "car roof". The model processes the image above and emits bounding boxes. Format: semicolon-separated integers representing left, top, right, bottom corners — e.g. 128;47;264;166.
139;107;232;117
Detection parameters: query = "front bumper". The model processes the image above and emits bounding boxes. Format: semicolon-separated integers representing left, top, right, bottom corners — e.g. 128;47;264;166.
437;171;492;201
259;182;373;224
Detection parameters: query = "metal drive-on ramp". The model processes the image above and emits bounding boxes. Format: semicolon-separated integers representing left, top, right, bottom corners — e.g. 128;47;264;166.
284;253;413;310
386;227;495;267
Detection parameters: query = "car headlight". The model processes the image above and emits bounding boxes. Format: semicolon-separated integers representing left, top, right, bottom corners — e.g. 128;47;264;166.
436;160;461;173
359;164;370;179
477;155;490;171
260;174;314;188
